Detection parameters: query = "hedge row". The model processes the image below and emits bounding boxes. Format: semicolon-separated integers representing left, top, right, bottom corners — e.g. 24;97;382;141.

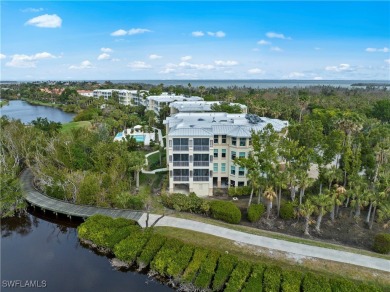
160;192;209;214
77;215;384;292
209;200;242;224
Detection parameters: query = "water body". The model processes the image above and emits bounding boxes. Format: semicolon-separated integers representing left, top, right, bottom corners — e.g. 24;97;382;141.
0;100;75;124
1;210;172;292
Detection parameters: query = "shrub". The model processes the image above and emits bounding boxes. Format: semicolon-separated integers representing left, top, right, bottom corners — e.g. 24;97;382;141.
137;234;166;269
228;186;252;197
182;248;209;283
194;251;220;289
242;264;265;292
247;204;266;222
302;272;331;292
263;266;282;292
161;192;209;214
166;245;194;279
127;195;145;210
373;233;390;254
212;254;237;291
209;200;242;224
224;261;252;292
150;238;184;276
113;230;151;264
281;270;303;292
279;202;296;220
329;278;358;292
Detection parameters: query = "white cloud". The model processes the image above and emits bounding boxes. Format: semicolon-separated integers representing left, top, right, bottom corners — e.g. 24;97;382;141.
159;68;176;74
365;47;389;53
181;56;192;61
101;48;113;53
286;72;305;78
0;54;6;60
207;31;226;38
6;52;56;68
214;60;239;66
266;32;291;40
25;14;62;28
313;76;323;80
192;31;205;37
69;60;94;70
149;54;162;60
270;46;283;52
22;8;44;13
128;28;152;35
178;61;214;70
257;40;271;45
385;59;390;65
325;63;352;72
111;29;127;36
248;68;265;74
97;53;110;60
128;61;151;69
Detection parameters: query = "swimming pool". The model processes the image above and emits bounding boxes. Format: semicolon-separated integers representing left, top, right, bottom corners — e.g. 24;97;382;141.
115;132;124;139
133;135;145;142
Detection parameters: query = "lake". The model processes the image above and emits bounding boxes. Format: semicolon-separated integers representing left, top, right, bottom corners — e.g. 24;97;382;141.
1;209;172;292
0;100;75;124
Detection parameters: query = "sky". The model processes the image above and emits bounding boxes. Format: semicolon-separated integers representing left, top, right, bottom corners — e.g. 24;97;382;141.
1;1;389;81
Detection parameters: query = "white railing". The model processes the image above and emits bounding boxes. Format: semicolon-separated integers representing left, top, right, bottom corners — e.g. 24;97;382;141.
193;161;209;166
173;161;189;166
193;145;209;151
173;145;189;151
193;176;209;181
173;176;189;181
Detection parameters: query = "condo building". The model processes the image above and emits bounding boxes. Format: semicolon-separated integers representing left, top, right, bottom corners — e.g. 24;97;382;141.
164;112;288;197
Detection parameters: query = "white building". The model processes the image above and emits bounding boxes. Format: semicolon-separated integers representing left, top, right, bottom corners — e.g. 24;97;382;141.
141;93;203;115
93;89;148;106
77;90;94;97
170;101;248;115
164;112;288;197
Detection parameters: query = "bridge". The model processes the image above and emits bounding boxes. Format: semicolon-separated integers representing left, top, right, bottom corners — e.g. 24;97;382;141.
21;169;143;221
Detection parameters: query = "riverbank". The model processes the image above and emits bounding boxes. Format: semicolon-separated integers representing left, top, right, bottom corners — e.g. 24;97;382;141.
22;97;63;109
0;99;9;107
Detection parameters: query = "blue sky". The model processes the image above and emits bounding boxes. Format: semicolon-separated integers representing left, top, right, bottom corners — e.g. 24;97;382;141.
1;1;389;80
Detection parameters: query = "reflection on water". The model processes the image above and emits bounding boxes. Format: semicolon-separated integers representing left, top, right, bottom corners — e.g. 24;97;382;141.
1;208;172;292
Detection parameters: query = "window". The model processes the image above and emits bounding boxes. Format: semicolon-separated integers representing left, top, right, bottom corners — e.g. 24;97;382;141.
221;149;226;158
193;169;209;181
173;138;188;151
173;169;189;181
231;166;236;175
240;138;246;147
231;151;236;160
210;155;213;162
222;135;227;143
214;135;219;144
173;154;189;166
213;163;218;172
193;154;209;166
232;137;237;146
214;149;218;158
249;138;252;146
221;163;226;172
239;167;245;176
238;182;244;187
230;180;235;187
194;138;209;151
239;152;245;158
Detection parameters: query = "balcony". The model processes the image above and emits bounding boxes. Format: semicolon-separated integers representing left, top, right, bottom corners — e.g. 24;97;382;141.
193;161;209;167
193;176;209;182
173;161;189;167
193;145;209;151
173;145;189;151
173;176;189;182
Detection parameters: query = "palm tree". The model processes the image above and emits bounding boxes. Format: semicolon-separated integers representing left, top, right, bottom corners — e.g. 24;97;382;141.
187;83;192;96
299;199;317;236
330;185;346;221
198;85;206;98
297;171;314;205
247;170;260;209
263;187;277;219
313;192;333;233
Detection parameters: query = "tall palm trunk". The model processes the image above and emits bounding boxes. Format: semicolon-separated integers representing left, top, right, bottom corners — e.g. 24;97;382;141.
369;205;377;230
257;187;263;204
330;204;335;221
299;188;305;205
304;215;310;236
315;207;324;233
277;187;282;217
355;198;361;217
365;202;373;224
267;201;273;219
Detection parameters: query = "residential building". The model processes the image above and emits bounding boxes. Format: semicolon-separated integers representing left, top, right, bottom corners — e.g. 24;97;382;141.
92;89;148;105
164;112;288;197
169;101;247;115
142;93;203;115
77;90;94;97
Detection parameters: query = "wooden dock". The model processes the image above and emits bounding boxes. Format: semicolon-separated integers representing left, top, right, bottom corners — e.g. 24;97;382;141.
21;169;144;221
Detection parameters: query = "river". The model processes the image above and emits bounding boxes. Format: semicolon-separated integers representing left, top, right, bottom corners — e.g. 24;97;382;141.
1;209;172;292
0;100;75;124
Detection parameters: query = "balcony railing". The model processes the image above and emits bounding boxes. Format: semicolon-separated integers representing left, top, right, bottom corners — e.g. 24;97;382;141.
173;161;189;167
193;145;209;151
193;161;209;167
193;176;209;182
173;176;189;182
173;145;189;151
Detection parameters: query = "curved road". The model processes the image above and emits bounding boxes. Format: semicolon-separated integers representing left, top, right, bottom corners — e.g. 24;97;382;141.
21;169;390;272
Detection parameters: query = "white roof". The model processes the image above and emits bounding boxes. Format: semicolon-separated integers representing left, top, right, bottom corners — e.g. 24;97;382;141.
147;95;203;103
170;101;247;112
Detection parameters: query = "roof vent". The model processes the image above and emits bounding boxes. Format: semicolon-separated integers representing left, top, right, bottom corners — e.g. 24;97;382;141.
189;125;195;128
212;117;216;123
198;118;205;121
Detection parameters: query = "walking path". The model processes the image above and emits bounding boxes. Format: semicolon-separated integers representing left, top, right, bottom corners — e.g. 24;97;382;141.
21;169;390;272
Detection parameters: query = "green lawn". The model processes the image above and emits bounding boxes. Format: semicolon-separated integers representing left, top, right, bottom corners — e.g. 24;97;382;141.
61;121;91;133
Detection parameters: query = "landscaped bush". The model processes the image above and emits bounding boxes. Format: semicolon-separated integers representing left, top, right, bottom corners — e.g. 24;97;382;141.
209;200;242;224
373;233;390;254
279;201;296;220
302;272;331;292
212;254;237;291
113;230;151;264
161;192;209;214
127;195;145;210
137;234;166;269
194;251;220;289
247;203;266;222
242;263;265;292
182;248;209;283
224;261;252;292
281;270;303;292
151;238;184;276
263;266;282;292
228;186;252;197
329;278;358;292
166;245;194;279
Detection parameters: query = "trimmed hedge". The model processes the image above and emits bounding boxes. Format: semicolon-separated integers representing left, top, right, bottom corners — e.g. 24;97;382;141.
114;230;151;264
194;251;220;289
302;272;331;292
279;202;296;220
281;270;303;292
212;254;237;291
224;261;252;292
161;192;209;214
247;203;266;222
151;238;184;276
373;233;390;254
242;264;265;292
166;245;194;279
209;200;242;224
137;233;166;269
263;266;282;292
182;248;209;283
